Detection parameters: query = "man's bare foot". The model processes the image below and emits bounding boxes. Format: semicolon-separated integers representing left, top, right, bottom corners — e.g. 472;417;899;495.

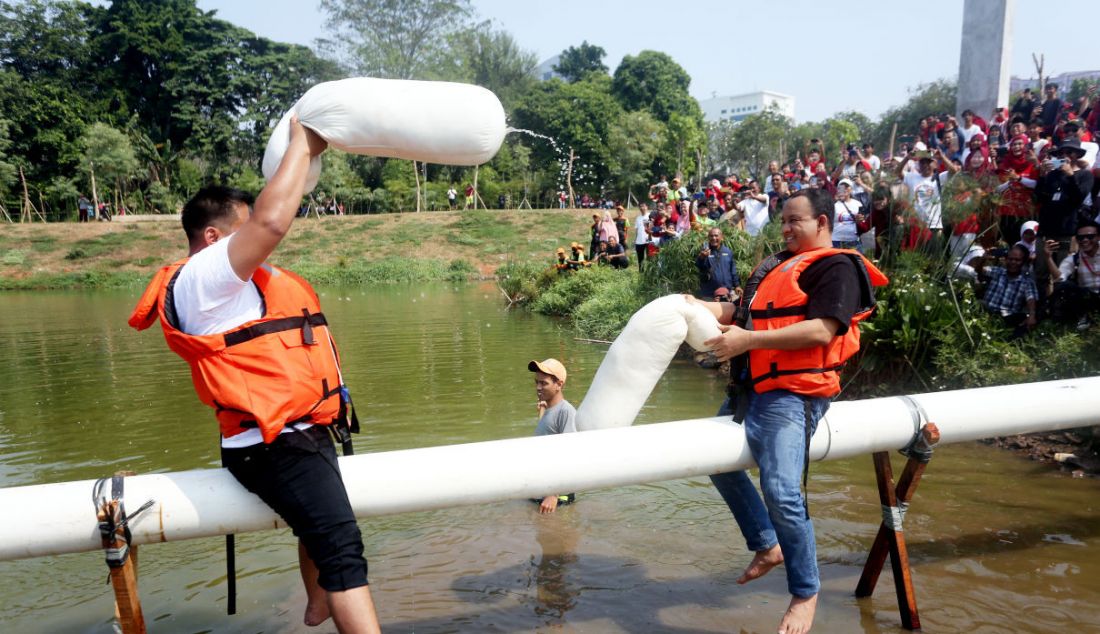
303;600;331;627
778;593;817;634
737;545;784;584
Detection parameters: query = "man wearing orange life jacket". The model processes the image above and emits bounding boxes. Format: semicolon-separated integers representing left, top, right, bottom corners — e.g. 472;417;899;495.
691;188;888;634
128;119;381;633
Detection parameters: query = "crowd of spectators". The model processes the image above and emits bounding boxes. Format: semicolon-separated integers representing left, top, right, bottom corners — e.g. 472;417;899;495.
553;82;1100;336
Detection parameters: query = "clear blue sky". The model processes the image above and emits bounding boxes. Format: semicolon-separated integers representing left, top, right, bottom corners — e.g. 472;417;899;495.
195;0;1096;122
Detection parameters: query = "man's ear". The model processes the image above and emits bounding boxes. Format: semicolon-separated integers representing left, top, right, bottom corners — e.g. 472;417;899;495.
203;225;221;246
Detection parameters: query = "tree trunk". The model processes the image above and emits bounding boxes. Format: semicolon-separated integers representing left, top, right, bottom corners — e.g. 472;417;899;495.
566;149;576;209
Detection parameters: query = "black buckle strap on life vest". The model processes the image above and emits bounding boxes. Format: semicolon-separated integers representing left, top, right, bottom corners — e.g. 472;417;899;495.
750;361;846;386
222;312;327;347
749;301;809;320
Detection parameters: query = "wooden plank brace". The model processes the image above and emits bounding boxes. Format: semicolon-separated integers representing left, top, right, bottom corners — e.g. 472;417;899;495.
94;471;153;634
855;422;941;631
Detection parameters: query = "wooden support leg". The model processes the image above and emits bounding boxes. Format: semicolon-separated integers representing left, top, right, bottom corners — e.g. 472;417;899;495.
99;500;147;634
855;423;940;631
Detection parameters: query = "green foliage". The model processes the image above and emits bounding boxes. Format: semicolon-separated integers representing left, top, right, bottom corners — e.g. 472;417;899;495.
723;107;794;181
444;26;537;107
532;266;619;316
2;249;26;266
572;273;645;341
81;122;138;185
319;0;474;79
512;75;623;192
871;79;957;151
291;256;474;285
606;111;664;198
553;41;608;83
498;260;558;303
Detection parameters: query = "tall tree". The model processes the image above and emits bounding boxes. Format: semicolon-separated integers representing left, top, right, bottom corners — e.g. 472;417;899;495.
511;75;623;194
553;41;607;83
444;26;537;108
607;110;664;199
723;107;793;181
318;0;474;79
611;50;699;122
872;79;957;151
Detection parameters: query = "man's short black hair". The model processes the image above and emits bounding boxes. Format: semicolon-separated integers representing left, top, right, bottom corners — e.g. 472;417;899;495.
1077;219;1100;234
1008;243;1030;259
1045;82;1059;91
789;188;834;231
181;185;255;243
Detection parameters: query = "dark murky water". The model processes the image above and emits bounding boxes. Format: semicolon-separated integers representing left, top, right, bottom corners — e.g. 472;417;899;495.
1;284;1098;633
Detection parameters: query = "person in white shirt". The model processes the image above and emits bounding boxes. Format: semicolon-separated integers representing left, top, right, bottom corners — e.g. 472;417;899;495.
832;180;864;250
959;109;983;144
737;180;770;236
1062;120;1098;169
897;149;950;231
634;204;652;270
139;120;381;632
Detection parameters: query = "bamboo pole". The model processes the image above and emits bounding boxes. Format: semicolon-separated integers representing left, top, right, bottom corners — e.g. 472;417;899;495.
90;162;100;222
412;160;421;213
566;149;576;209
472;165;479;211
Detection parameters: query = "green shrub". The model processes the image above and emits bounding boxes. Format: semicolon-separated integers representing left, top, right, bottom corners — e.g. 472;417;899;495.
532;266;618;316
572;274;645;341
2;249;26;265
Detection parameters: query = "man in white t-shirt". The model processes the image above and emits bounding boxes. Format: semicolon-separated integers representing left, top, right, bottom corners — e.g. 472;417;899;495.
132;119;381;633
897;150;949;231
738;180;770;236
959;110;983;144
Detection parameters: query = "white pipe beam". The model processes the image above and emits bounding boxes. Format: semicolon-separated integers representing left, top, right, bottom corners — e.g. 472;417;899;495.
0;377;1097;562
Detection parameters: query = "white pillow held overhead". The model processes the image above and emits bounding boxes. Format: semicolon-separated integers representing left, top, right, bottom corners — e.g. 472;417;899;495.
263;78;508;192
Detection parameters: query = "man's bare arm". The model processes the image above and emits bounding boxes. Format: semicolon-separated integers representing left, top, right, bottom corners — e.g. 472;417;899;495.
229;118;327;280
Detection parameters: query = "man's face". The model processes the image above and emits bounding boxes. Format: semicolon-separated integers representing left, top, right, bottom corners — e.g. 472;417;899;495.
919;159;935;176
708;228;723;248
1045;86;1057;99
1005;248;1026;274
772;175;783;189
1010;138;1026;155
749;181;760;194
780;197;823;253
608;236;618;247
768;161;779;173
1077;227;1099;255
963;113;974;126
1010;122;1026;136
534;372;563;403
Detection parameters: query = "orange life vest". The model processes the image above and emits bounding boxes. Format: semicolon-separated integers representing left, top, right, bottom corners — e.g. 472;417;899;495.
747;247;888;398
128;259;351;444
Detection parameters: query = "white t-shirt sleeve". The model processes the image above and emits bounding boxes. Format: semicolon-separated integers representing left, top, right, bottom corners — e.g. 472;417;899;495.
173;235;263;336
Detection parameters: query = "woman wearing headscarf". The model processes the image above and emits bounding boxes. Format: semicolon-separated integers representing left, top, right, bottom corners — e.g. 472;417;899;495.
944;142;995;256
995;134;1039;244
598;211;618;246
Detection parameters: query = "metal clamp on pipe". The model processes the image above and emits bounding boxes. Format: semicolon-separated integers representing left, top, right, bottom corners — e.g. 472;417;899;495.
899;423;941;464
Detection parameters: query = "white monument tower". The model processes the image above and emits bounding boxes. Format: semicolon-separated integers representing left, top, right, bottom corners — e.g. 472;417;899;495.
956;0;1015;119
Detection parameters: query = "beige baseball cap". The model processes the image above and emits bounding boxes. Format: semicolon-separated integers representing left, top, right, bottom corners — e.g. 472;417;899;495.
528;358;567;383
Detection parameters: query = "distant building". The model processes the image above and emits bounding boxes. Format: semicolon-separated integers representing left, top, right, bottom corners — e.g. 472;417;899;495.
698;91;796;124
1010;70;1100;96
534;55;563;82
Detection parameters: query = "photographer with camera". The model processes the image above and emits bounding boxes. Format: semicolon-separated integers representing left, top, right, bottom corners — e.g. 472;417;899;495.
1035;138;1094;295
696;227;742;300
1045;220;1100;330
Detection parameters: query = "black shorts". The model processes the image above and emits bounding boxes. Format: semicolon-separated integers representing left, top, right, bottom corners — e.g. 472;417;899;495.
221;425;368;591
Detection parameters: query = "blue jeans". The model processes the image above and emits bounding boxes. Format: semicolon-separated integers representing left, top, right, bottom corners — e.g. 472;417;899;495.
710;389;829;598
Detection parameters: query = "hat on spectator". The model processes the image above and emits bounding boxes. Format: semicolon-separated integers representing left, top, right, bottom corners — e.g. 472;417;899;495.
570;241;581;249
556;247;566;254
1020;221;1039;238
837;178;854;189
528;358;567;383
1055;138;1086;158
912;150;934;161
913;141;928;152
1063;119;1081;131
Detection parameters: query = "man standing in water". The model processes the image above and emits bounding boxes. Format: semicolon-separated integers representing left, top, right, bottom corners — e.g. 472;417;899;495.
530;358;577;514
694;189;887;634
129;119;381;633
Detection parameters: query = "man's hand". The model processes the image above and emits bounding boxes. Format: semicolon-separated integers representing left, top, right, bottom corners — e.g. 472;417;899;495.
295;119;328;157
704;323;753;361
539;495;559;514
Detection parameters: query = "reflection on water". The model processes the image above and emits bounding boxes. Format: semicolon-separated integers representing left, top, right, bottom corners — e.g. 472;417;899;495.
1;285;1099;633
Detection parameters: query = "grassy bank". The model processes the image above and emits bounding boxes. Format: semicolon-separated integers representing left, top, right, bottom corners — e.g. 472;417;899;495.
0;208;597;290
